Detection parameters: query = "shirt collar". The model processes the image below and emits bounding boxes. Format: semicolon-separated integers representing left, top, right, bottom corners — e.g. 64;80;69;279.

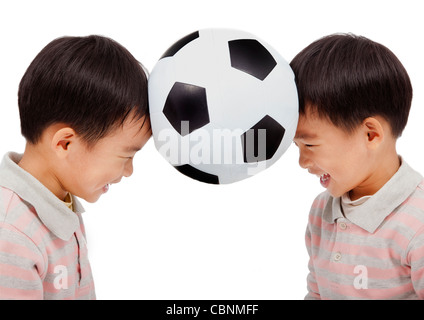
323;158;423;233
0;152;84;240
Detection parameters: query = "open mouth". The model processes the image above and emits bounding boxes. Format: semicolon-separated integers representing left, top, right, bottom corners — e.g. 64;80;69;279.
102;184;110;193
320;173;331;188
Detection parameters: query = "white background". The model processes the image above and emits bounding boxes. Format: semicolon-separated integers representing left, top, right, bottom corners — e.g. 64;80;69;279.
0;0;423;300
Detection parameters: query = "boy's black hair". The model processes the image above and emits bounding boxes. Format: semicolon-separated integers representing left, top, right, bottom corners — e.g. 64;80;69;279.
18;35;149;145
290;33;412;137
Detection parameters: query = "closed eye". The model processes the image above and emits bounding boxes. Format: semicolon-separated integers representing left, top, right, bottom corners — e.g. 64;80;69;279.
293;141;318;149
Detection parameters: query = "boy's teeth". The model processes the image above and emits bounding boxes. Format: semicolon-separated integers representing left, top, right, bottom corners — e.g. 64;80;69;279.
321;173;329;180
320;173;331;188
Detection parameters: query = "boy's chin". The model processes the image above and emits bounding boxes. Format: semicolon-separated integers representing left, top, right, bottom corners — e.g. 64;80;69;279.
79;191;104;203
327;187;346;199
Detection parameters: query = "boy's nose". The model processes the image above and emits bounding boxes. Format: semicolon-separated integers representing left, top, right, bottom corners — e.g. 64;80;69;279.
298;151;313;170
123;159;134;178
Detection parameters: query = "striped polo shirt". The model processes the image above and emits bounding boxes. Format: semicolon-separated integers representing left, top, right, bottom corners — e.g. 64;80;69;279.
305;159;424;300
0;152;95;300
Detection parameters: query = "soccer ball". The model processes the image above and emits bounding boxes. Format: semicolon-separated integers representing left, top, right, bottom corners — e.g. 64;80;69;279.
148;29;298;184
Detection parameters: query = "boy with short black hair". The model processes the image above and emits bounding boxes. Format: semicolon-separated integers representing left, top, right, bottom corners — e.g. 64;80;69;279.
291;33;424;299
0;35;151;299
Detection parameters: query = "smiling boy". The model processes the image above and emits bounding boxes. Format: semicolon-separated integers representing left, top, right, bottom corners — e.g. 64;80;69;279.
0;35;151;299
291;34;424;299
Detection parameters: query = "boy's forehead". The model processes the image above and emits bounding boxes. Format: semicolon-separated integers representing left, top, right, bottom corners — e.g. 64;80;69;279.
295;110;352;142
295;113;321;140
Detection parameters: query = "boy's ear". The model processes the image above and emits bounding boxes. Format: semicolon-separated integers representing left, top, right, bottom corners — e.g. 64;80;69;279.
362;117;384;149
51;127;76;158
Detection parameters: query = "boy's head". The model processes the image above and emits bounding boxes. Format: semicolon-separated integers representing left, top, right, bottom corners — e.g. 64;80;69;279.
18;35;151;203
19;35;149;146
290;33;412;199
290;33;412;138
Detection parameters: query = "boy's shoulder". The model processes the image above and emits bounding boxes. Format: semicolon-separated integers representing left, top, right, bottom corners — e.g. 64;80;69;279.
309;190;332;212
306;178;424;235
416;179;424;195
306;191;333;226
0;153;41;231
0;185;47;242
0;152;82;241
399;178;424;218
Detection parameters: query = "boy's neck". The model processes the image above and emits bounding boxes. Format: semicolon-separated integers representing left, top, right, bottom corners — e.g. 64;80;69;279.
18;143;68;201
349;150;401;201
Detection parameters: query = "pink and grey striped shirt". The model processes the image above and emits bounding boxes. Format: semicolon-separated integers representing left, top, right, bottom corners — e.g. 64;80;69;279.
0;152;95;300
305;159;424;299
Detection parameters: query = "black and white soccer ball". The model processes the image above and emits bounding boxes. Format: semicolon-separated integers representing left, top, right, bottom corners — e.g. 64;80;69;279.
148;29;298;184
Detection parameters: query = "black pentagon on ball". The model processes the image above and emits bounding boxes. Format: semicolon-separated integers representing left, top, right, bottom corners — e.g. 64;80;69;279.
228;39;277;81
163;82;210;136
160;31;199;59
174;164;220;184
241;115;285;163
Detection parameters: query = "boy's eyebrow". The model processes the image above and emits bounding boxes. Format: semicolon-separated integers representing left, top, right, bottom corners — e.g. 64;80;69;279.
294;132;318;140
123;145;142;153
